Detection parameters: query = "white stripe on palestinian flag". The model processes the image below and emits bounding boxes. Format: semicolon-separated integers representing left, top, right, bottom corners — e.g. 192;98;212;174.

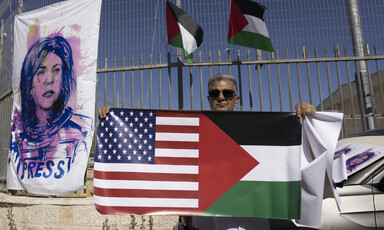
242;14;270;38
240;145;301;181
178;22;198;54
94;195;198;208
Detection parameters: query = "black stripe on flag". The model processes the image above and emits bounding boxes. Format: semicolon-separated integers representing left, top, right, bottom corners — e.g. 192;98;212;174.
233;0;266;20
166;1;203;47
203;111;301;146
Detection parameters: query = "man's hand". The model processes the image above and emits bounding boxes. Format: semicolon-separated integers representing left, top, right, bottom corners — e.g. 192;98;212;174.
98;105;114;119
295;102;316;118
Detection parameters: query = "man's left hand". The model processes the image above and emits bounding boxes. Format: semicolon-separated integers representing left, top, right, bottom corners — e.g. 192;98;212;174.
295;102;316;118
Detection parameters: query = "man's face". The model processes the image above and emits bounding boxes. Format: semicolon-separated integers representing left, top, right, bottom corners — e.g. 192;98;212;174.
207;80;240;111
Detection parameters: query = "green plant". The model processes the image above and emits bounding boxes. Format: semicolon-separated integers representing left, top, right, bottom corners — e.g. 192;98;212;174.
7;205;17;230
102;218;110;230
139;216;145;230
149;216;154;230
103;218;111;230
103;218;118;230
130;215;137;229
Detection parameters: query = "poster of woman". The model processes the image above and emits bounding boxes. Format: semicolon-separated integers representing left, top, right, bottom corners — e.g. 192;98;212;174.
7;0;102;195
346;148;378;174
335;142;384;176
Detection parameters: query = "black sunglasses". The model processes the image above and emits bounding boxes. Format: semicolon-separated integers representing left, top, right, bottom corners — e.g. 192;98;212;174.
208;89;236;100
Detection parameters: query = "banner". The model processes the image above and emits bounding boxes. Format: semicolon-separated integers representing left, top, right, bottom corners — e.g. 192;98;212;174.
297;111;343;226
335;142;384;176
94;109;302;219
7;0;102;195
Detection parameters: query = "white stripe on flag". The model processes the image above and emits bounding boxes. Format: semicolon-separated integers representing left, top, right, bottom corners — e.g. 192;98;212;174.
155;133;199;142
155;149;199;158
94;178;198;190
156;116;199;126
241;145;301;181
242;14;270;38
178;23;198;54
94;162;198;174
94;195;198;208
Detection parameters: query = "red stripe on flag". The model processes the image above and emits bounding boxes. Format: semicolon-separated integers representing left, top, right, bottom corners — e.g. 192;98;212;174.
156;125;199;133
94;187;198;198
166;1;180;43
94;170;198;182
155;157;199;165
228;0;249;39
95;204;200;215
156;141;199;149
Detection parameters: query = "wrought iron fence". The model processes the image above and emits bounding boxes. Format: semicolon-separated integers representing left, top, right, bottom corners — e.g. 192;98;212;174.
95;46;384;136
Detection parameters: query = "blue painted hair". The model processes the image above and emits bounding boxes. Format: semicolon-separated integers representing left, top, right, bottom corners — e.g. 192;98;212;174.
346;151;375;171
20;36;75;128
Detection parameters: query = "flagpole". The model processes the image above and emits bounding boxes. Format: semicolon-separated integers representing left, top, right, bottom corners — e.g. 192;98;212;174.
347;0;375;131
0;20;4;86
176;0;184;110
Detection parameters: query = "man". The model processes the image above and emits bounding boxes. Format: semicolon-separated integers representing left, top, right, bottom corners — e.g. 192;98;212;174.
174;73;315;230
98;73;315;230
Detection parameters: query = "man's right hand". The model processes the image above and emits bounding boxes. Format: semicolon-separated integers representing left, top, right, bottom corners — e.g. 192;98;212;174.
98;105;114;119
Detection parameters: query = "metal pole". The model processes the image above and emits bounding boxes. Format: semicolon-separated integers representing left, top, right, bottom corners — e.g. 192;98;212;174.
346;0;375;130
113;57;116;106
176;0;183;110
104;58;107;107
150;54;153;109
0;20;4;87
158;53;162;109
122;57;125;108
18;0;23;14
167;52;172;110
237;50;243;111
131;56;134;108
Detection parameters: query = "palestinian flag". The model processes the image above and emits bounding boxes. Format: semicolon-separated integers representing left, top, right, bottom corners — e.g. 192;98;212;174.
228;0;274;52
166;1;203;64
94;109;301;219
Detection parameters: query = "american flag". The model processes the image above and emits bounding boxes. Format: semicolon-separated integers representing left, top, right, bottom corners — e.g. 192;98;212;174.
94;108;200;215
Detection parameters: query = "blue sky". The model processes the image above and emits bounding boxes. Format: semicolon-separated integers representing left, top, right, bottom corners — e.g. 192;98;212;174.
2;0;384;113
92;0;384;113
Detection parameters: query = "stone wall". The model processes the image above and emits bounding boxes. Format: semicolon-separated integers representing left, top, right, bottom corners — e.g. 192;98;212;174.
0;192;177;230
0;162;180;229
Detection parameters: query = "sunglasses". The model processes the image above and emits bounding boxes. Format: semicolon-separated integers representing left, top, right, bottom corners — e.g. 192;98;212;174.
208;89;236;100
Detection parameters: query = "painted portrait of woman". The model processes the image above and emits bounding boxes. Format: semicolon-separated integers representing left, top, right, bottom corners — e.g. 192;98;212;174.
7;0;100;196
10;36;92;181
333;145;352;160
346;149;376;174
